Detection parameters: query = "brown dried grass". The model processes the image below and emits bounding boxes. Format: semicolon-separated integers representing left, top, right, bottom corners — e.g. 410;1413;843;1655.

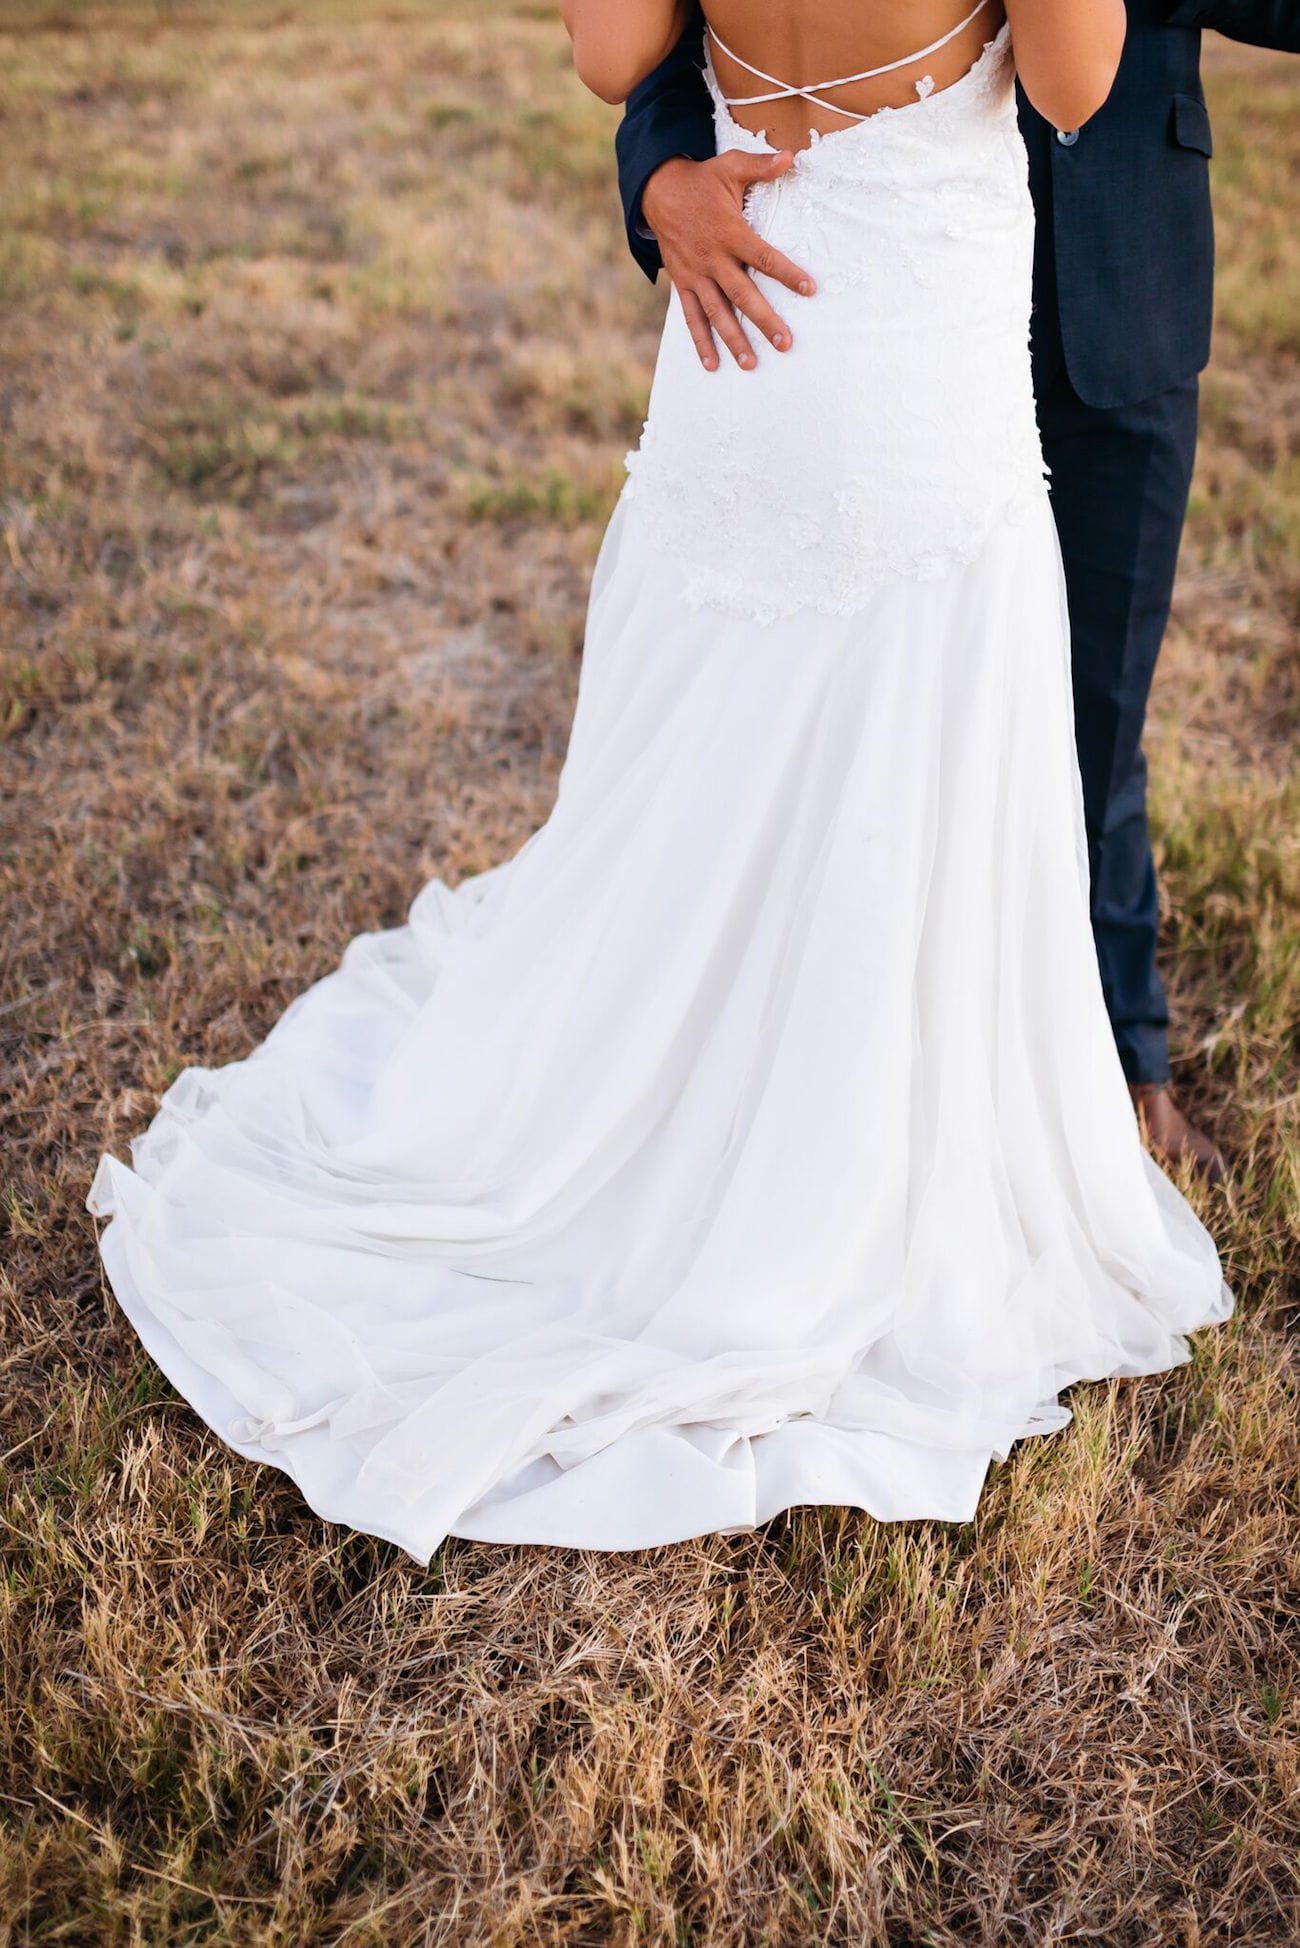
0;8;1297;1942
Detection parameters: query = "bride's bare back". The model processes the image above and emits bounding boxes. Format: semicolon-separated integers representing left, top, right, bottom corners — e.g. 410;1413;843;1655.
566;0;1124;142
702;0;1007;153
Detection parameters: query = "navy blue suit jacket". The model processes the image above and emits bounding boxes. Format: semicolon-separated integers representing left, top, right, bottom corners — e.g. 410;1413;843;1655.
615;0;1300;409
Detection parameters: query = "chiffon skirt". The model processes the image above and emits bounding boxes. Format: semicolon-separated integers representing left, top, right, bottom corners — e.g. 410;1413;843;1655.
88;489;1231;1560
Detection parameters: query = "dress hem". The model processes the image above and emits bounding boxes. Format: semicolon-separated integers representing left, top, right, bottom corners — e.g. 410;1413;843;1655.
94;1210;1229;1564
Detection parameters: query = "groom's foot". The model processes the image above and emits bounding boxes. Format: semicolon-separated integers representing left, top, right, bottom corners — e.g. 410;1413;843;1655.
1129;1083;1227;1186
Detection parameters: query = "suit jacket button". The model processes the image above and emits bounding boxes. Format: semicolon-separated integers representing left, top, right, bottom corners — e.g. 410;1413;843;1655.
1055;127;1079;146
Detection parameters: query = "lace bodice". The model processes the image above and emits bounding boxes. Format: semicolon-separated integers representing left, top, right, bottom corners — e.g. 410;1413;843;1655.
619;23;1049;625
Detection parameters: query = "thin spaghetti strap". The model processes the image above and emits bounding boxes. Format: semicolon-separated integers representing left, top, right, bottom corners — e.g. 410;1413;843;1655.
707;0;992;120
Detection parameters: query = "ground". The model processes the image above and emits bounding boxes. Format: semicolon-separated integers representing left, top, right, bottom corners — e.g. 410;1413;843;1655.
0;5;1297;1942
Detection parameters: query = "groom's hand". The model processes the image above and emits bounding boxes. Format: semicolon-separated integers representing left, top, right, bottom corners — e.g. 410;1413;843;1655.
640;152;816;372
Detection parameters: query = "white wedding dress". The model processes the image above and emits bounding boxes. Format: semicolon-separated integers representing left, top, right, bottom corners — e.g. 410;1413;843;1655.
88;22;1232;1561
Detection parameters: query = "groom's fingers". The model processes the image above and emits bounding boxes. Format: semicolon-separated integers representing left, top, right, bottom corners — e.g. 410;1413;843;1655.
718;266;794;354
697;277;759;370
679;287;721;373
725;152;816;299
729;223;816;300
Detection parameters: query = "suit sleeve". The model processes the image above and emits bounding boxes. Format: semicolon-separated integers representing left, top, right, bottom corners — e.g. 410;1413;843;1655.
1164;0;1300;51
615;6;716;283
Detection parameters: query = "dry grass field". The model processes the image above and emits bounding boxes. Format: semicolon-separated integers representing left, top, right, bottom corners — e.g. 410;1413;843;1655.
1;4;1297;1941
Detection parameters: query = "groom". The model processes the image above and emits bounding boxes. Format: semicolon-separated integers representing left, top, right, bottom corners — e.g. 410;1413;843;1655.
615;0;1300;1183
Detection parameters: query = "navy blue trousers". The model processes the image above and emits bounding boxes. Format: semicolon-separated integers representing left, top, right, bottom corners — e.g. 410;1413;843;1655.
1034;357;1200;1086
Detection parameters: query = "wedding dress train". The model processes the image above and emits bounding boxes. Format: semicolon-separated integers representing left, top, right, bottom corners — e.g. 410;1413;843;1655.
88;24;1231;1560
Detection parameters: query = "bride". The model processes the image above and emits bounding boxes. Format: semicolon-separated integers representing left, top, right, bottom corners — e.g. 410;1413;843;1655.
87;0;1233;1560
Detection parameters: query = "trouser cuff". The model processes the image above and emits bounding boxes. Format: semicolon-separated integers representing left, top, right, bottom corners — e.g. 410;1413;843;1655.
1114;1026;1172;1088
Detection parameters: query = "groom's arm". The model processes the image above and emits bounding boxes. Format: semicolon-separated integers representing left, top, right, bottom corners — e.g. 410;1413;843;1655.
1165;0;1300;51
615;5;716;282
